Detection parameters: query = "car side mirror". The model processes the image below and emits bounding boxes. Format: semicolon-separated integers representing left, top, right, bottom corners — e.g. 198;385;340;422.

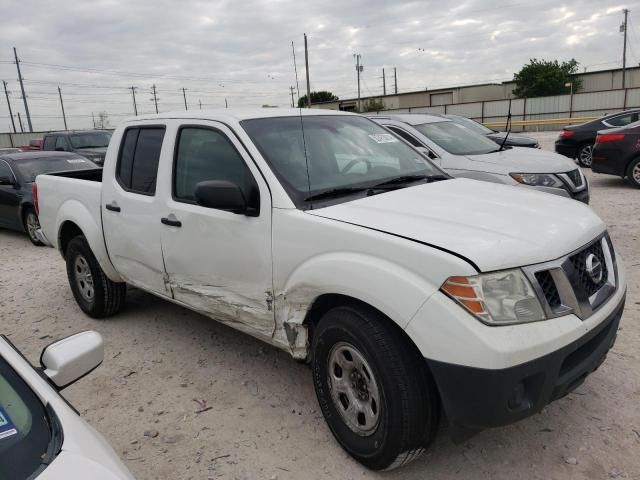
40;331;104;389
194;180;251;215
0;175;14;186
417;147;437;160
55;147;65;152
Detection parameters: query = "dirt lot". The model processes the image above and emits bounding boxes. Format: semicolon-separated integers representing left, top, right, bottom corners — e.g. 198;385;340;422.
1;132;638;479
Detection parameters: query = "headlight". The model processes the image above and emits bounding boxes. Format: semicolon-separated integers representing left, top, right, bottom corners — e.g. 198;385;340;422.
510;172;564;188
441;269;546;325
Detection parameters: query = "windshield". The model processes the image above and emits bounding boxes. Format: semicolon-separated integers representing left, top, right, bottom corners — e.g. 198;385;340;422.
241;115;442;207
446;115;493;135
413;121;500;155
0;354;52;479
14;156;97;183
69;132;111;149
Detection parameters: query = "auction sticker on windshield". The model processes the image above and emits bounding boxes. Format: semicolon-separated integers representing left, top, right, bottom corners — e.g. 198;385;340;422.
368;133;398;143
66;159;87;164
0;406;17;440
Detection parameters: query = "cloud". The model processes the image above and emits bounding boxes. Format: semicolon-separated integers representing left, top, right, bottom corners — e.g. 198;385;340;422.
0;0;628;130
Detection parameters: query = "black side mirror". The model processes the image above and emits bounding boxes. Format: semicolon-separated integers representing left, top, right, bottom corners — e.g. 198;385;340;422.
0;175;14;186
194;180;249;215
55;147;65;152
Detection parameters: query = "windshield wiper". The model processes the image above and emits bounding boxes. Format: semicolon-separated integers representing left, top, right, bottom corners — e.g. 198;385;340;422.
498;99;512;152
370;174;448;189
304;187;367;202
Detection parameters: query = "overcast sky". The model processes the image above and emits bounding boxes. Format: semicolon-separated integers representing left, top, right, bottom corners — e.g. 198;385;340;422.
0;0;637;131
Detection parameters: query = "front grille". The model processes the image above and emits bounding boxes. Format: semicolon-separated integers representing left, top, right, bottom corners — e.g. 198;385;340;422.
565;169;584;188
524;234;617;321
569;241;608;297
535;270;561;308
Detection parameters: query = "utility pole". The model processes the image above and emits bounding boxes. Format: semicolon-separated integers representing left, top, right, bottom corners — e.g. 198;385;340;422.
58;86;68;130
199;99;202;110
182;87;188;110
382;68;386;95
17;112;24;132
394;67;398;94
92;112;96;128
150;85;159;113
225;98;228;108
2;81;16;133
13;47;33;132
622;8;629;89
304;34;311;108
290;86;296;107
292;41;301;103
130;86;138;116
354;54;362;112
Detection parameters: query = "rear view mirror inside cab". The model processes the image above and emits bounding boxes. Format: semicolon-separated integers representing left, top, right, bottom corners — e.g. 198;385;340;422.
40;331;104;389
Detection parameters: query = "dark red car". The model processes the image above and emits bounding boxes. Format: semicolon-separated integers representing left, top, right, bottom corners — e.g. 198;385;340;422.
18;139;42;151
591;121;640;188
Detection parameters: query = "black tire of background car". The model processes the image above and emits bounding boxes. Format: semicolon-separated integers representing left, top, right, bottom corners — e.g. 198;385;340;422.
577;143;594;167
65;235;126;318
626;157;640;189
22;208;44;247
311;304;440;471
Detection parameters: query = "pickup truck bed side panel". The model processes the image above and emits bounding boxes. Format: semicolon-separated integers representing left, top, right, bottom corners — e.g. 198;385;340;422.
271;209;477;358
36;175;121;282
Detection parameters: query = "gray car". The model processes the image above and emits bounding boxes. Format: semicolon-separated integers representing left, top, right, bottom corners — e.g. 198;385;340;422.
370;114;589;203
41;130;111;166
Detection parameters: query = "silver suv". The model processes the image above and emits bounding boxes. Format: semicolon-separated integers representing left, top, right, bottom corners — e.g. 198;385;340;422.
371;114;589;203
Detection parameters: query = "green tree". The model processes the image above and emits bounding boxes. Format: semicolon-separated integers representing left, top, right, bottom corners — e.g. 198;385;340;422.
297;91;339;107
361;98;385;112
512;58;582;98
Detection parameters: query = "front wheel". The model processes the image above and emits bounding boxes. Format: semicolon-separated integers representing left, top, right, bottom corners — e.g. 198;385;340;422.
23;208;44;246
65;235;126;318
627;157;640;188
577;143;594;167
311;304;439;470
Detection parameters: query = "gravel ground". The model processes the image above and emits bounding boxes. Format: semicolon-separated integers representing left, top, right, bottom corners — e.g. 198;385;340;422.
0;131;638;479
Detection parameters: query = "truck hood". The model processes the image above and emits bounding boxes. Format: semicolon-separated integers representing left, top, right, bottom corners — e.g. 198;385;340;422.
75;147;107;156
466;147;578;173
308;178;605;272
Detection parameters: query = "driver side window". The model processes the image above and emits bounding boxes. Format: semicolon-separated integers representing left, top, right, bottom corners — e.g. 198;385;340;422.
0;161;13;184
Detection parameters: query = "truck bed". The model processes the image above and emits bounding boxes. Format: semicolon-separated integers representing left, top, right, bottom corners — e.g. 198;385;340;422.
36;170;103;251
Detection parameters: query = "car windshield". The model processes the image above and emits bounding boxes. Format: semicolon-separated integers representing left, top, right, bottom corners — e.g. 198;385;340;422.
0;354;52;479
241;115;442;207
446;115;493;135
413;121;500;155
13;156;97;182
69;132;111;149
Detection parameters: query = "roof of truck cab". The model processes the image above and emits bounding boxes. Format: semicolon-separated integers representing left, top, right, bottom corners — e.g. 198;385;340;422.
369;113;450;126
127;108;355;123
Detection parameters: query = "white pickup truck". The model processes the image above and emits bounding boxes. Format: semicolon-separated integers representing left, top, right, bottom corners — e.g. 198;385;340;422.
35;109;626;471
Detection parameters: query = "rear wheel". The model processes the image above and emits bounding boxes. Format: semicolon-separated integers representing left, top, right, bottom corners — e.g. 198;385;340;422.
576;143;594;167
627;157;640;188
65;235;126;318
23;208;44;246
311;304;439;470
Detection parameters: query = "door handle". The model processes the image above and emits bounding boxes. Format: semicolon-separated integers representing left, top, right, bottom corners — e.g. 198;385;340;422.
161;214;182;227
105;202;121;212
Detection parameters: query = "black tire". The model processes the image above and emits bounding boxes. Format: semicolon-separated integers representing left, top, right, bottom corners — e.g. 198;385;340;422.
65;235;126;318
311;304;439;471
626;157;640;188
576;143;594;167
22;208;44;246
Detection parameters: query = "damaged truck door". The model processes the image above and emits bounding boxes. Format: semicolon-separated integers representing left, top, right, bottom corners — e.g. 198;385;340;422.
159;123;275;339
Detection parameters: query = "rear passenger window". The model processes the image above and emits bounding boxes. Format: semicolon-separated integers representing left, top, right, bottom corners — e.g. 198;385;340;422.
173;127;256;204
116;127;165;195
42;136;55;151
388;127;422;147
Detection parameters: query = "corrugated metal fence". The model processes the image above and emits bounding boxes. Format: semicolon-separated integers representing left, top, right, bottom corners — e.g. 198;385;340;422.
381;87;640;131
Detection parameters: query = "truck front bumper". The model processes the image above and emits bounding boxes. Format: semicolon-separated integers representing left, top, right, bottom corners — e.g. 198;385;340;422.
427;293;625;433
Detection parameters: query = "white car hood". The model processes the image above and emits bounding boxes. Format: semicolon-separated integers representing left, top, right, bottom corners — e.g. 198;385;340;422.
309;178;605;272
466;147;578;173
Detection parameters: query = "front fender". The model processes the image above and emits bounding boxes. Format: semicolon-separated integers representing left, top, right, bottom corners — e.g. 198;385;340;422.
55;200;122;282
277;252;435;331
